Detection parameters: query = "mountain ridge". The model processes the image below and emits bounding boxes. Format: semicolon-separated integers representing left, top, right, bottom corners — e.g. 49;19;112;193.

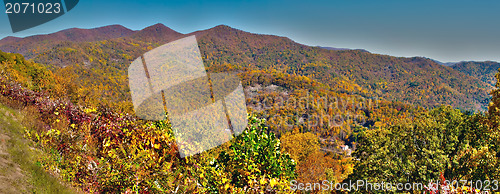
318;46;370;53
0;24;136;57
0;23;494;111
0;24;135;43
451;61;500;87
129;23;183;43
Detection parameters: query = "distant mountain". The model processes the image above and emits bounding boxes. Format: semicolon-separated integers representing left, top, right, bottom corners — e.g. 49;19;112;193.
0;25;135;57
442;62;459;66
186;25;492;110
0;24;494;111
130;23;183;43
451;61;500;87
431;59;458;67
318;46;370;53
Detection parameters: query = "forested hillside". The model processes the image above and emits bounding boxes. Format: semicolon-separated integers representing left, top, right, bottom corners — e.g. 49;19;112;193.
0;24;493;111
0;25;135;58
452;61;500;87
1;24;500;193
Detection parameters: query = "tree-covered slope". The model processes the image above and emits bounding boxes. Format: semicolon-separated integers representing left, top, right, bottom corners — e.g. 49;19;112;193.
0;25;135;58
0;24;493;112
1;25;500;193
452;61;500;86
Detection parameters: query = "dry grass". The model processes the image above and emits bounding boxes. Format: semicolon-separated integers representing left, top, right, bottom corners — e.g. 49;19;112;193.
0;103;79;194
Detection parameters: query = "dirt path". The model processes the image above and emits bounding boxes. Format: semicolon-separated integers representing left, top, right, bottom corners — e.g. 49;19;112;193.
0;104;78;194
0;109;29;193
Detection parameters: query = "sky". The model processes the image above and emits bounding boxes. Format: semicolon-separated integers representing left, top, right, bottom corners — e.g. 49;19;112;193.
0;0;499;62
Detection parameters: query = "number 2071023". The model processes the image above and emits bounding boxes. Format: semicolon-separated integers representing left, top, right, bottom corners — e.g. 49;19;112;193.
5;3;61;14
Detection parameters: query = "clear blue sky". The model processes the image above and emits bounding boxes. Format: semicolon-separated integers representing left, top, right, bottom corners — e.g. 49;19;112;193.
1;0;499;62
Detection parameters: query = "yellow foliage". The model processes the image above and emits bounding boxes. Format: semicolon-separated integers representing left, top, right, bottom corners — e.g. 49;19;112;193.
280;131;320;164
